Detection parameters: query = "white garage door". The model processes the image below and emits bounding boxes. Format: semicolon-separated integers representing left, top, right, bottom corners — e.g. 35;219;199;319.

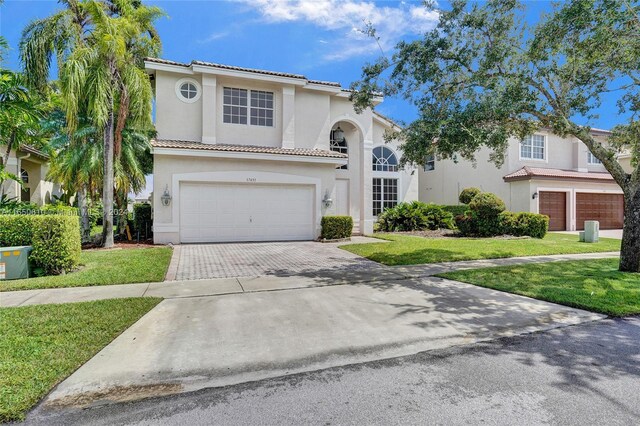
180;182;315;243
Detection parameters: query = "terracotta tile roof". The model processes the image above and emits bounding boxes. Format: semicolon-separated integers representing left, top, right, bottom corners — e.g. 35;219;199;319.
145;58;342;88
151;139;348;159
20;144;49;160
503;166;615;182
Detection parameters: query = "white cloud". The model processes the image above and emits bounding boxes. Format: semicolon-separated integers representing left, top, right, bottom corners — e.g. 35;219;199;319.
199;31;231;44
243;0;439;61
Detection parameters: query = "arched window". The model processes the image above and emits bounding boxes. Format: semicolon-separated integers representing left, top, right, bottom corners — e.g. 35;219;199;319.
372;146;398;172
330;128;348;170
20;169;29;183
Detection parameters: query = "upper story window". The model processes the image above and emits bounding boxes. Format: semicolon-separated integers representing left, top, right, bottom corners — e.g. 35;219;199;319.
175;78;201;103
223;87;274;127
520;134;545;160
20;169;28;183
223;87;248;124
330;127;348;170
372;146;398;172
587;152;603;165
250;90;274;127
424;154;435;171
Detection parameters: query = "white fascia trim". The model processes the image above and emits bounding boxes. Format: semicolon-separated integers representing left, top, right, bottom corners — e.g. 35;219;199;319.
373;113;402;131
144;61;194;75
152;147;348;165
304;84;342;94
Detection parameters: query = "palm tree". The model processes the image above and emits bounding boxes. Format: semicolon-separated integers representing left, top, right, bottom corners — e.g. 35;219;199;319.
0;70;44;173
21;0;163;247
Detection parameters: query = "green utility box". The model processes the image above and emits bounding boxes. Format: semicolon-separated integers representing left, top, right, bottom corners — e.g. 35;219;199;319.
0;246;32;280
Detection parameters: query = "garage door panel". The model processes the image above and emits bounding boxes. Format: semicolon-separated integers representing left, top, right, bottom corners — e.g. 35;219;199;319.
576;193;624;230
539;192;567;231
179;182;315;243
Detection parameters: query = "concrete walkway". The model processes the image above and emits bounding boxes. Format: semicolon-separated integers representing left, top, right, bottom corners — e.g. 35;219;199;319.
1;251;620;308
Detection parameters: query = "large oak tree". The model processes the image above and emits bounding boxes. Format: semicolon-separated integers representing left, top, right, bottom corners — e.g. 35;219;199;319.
351;0;640;272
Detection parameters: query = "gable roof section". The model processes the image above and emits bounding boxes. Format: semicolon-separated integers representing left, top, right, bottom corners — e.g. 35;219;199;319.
151;139;347;159
19;144;49;161
145;58;342;88
503;166;615;182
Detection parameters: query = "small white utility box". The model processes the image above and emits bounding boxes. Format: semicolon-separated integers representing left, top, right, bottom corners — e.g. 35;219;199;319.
584;221;600;243
578;231;585;242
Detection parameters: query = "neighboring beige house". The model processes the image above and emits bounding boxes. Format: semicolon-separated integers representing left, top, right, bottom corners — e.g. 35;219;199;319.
0;145;62;205
145;58;418;244
419;128;627;231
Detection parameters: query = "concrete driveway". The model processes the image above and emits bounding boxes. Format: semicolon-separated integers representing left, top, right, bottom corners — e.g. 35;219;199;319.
174;238;386;280
42;276;602;410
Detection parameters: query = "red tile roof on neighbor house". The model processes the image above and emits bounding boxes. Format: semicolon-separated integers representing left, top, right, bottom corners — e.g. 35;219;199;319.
151;139;348;159
145;58;342;88
503;166;615;182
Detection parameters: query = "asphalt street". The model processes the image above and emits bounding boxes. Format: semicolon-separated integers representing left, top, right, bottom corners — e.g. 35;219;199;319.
26;317;640;426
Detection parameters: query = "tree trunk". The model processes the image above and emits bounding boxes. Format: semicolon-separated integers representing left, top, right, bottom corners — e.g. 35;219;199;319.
1;132;15;169
78;185;91;243
102;111;115;248
619;187;640;272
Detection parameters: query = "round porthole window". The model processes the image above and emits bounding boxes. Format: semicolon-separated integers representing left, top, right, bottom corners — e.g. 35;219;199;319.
175;78;201;103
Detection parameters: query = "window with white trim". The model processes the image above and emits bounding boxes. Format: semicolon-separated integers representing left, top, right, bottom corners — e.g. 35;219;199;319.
520;134;545;160
587;152;602;164
20;169;29;183
250;90;274;127
372;146;398;172
424;154;435;171
373;178;398;216
223;87;248;124
180;82;197;100
175;78;201;103
330;129;348;170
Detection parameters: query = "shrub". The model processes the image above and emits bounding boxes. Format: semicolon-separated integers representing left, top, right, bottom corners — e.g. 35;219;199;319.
30;215;81;275
133;203;153;238
459;187;482;204
500;212;549;239
321;216;353;239
0;214;81;275
377;201;454;232
442;205;468;217
0;215;36;246
455;213;478;236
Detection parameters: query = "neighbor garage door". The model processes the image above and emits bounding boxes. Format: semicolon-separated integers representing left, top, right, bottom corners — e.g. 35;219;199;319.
539;191;567;231
576;193;624;230
180;182;315;243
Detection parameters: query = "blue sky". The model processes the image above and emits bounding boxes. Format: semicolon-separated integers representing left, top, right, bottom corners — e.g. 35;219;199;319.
0;0;628;129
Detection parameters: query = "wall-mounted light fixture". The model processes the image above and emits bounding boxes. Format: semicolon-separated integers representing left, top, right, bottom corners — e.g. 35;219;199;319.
161;185;172;206
333;126;345;143
322;191;333;208
532;192;539;200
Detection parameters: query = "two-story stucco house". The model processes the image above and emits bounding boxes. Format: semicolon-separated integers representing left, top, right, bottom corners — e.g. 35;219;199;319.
419;128;626;231
1;145;62;205
145;58;418;244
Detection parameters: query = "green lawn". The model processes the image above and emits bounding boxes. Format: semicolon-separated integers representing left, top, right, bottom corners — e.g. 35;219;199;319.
0;298;161;422
438;259;640;317
0;247;173;292
341;233;621;266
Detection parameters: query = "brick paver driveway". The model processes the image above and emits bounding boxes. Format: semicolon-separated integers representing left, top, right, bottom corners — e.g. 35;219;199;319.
175;241;385;280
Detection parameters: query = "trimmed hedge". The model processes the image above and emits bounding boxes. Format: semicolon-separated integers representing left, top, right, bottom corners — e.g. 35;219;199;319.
0;215;36;246
0;214;81;275
377;201;455;232
321;216;353;240
499;211;549;239
133;203;152;238
459;187;481;204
